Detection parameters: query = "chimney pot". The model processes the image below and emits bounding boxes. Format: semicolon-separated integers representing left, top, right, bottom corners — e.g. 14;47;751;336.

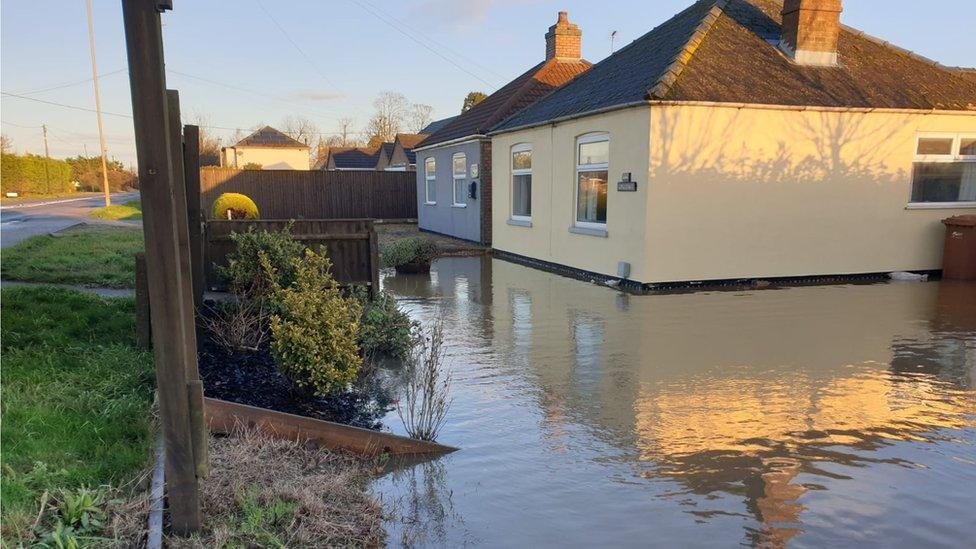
545;11;581;61
780;0;843;66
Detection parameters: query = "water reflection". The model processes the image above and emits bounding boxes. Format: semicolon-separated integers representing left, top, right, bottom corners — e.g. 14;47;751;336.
376;258;976;548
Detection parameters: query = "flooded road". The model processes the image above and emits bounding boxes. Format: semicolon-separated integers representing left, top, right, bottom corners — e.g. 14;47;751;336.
374;257;976;548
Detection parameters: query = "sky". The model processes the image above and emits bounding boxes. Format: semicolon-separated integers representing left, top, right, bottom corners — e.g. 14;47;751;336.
2;0;974;167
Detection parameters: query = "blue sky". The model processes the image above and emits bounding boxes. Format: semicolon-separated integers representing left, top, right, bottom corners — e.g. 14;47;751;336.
2;0;973;166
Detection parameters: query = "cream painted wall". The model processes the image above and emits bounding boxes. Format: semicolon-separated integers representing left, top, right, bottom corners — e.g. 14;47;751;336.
491;106;653;280
491;103;976;284
646;105;976;283
225;146;310;170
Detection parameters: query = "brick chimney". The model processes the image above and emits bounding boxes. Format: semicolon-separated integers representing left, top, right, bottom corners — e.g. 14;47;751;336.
779;0;842;66
545;11;581;61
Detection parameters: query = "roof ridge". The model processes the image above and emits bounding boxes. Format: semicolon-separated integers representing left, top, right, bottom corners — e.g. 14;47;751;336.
646;0;728;100
838;24;969;80
483;58;583;130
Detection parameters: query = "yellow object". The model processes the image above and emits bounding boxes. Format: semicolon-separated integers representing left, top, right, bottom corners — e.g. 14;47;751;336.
213;192;259;220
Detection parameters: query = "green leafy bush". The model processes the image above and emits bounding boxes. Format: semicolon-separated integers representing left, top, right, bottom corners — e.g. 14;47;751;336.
380;237;439;268
352;287;419;360
242;162;263;170
1;153;73;195
217;225;305;299
269;249;363;396
213;192;260;220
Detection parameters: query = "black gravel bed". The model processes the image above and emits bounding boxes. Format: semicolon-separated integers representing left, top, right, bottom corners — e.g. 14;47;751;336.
196;313;392;430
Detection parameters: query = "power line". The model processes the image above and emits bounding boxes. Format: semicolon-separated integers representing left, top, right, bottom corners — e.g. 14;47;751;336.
346;0;498;89
358;0;506;82
13;69;127;96
1;91;134;118
253;0;342;94
168;70;340;118
0;120;41;129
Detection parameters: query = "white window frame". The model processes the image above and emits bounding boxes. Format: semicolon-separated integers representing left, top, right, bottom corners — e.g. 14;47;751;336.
452;152;467;207
424;157;436;205
908;133;976;209
574;133;610;229
511;143;532;221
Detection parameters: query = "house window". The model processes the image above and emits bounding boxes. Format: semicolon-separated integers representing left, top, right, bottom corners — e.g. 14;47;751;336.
452;153;467;206
424;157;436;204
575;133;609;227
910;134;976;205
512;144;532;220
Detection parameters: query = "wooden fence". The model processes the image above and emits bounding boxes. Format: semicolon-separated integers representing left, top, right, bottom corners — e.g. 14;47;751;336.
200;167;416;220
204;219;380;293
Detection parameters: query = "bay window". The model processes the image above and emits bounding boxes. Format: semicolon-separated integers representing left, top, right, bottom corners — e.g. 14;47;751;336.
910;134;976;206
453;153;467;207
424;157;436;204
575;133;609;228
512;144;532;220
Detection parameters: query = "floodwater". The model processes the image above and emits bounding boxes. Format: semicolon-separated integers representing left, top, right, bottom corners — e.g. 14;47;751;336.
374;257;976;548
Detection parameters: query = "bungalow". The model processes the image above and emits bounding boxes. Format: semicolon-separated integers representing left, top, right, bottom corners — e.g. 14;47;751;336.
374;142;396;171
324;147;380;171
220;126;310;170
386;134;427;171
489;0;976;288
413;12;592;245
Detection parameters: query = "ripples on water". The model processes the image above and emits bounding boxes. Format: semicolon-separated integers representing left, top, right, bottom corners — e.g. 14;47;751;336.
374;257;976;548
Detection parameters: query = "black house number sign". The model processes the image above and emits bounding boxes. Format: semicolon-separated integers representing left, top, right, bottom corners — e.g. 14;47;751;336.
617;172;637;192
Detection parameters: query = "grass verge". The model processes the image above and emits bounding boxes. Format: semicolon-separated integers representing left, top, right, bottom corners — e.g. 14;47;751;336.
1;225;144;288
0;192;100;205
170;429;386;548
90;199;142;221
0;286;156;545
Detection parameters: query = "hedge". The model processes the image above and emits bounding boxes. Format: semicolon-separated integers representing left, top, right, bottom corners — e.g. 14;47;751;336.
0;153;74;195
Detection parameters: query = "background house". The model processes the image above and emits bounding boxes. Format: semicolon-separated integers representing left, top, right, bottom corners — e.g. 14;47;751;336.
324;147;380;170
489;0;976;287
386;134;426;171
413;12;592;245
374;143;396;171
220;126;310;170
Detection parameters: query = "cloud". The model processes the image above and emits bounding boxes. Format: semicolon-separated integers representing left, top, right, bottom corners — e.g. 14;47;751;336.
290;91;346;102
412;0;496;29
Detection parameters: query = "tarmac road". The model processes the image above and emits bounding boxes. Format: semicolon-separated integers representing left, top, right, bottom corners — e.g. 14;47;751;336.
0;192;140;247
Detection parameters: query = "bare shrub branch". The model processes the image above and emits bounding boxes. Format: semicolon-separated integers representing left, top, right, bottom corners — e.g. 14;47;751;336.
397;323;452;442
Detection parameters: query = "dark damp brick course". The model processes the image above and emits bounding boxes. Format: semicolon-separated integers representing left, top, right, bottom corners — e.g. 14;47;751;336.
196;304;392;430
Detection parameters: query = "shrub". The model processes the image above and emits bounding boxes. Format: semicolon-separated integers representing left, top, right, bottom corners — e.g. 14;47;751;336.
397;323;452;442
217;225;305;300
269;249;362;396
1;153;74;195
202;299;268;352
352;287;419;360
380;237;439;268
242;162;263;170
213;192;260;220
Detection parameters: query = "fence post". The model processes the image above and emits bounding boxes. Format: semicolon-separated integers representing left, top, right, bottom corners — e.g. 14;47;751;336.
134;252;151;348
121;0;200;534
368;220;380;298
182;124;205;310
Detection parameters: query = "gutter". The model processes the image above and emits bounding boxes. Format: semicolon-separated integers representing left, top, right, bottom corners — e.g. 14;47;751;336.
489;99;976;136
412;135;486;153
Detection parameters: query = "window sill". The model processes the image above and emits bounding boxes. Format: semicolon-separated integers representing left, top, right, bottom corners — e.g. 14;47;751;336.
424;202;437;206
507;218;532;228
905;202;976;210
451;204;468;209
568;226;608;238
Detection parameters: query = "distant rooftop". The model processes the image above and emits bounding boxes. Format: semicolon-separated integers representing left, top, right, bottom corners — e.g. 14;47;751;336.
233;126;310;149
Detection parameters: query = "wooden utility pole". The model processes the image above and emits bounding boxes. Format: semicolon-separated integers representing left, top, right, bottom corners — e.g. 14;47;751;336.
85;0;112;207
41;124;51;194
121;0;201;534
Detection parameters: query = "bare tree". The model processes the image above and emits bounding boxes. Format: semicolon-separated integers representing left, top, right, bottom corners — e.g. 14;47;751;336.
280;115;320;147
193;116;223;166
365;91;408;144
409;104;434;133
0;134;12;154
324;117;358;147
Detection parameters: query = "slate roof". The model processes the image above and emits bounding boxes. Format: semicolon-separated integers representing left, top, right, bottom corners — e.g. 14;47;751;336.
378;142;395;164
234;125;310;148
418;57;592;149
493;0;976;133
328;147;380;170
420;116;457;135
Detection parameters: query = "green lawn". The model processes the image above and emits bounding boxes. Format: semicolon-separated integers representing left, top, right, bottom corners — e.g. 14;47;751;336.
1;225;144;288
0;286;155;544
90;199;142;221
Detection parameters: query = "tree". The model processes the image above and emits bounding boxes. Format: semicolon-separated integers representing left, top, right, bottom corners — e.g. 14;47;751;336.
242;162;263;170
365;91;408;144
324;117;359;148
409;104;434;133
280;115;320;146
193;116;223;166
0;134;12;155
461;91;488;113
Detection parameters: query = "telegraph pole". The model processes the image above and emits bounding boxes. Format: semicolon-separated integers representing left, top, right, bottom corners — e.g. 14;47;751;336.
85;0;111;206
42;124;51;194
